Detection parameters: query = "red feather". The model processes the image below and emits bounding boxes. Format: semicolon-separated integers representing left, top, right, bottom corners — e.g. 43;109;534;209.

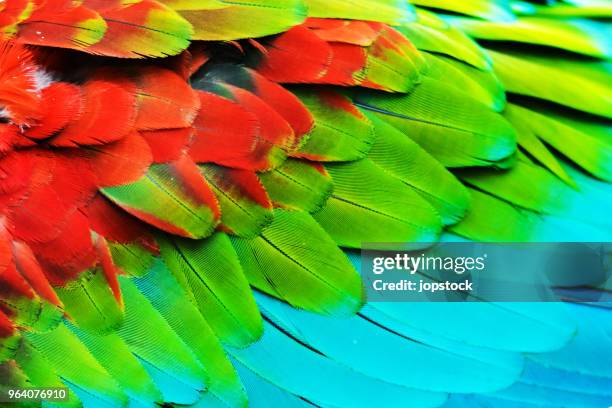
29;210;96;285
0;150;33;196
93;233;123;307
25;82;82;140
189;91;261;168
257;25;333;83
46;152;97;210
51;78;137;147
0;125;20;155
8;176;68;244
190;90;289;170
0;308;15;338
228;84;294;149
168;154;221;222
318;42;367;85
84;0;184;58
0;41;40;126
86;131;153;188
133;67;200;130
12;240;62;307
229;68;314;144
306;18;380;46
0;255;36;300
140;128;193;163
83;193;156;247
15;2;104;50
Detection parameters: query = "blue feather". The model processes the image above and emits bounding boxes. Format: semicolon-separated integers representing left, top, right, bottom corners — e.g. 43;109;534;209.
226;313;446;408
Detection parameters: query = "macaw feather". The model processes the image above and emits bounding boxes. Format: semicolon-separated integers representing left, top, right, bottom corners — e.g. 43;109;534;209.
0;257;63;332
101;155;221;239
410;0;515;22
304;0;416;24
314;159;442;247
113;278;208;399
54;265;123;334
354;79;517;167
506;104;612;182
450;188;540;242
257;22;425;92
532;1;612;18
0;0;610;405
504;104;575;186
258;159;333;213
2;0;194;58
257;293;522;393
199;164;273;238
67;323;163;406
158;232;263;348
227;318;447;408
231;209;364;316
452;16;612;59
366;113;470;225
398;18;492;71
133;258;248;406
458;160;576;214
294;89;376;161
200;64;314;143
489;49;612;119
179;0;307;41
131;66;200;130
50;78;137;147
421;52;506;112
190;83;294;170
25;324;128;406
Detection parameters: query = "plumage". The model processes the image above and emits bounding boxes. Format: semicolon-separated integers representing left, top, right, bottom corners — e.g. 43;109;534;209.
0;1;610;407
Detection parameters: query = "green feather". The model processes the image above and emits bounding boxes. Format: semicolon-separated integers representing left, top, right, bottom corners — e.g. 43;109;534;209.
231;210;363;316
507;104;612;182
102;163;219;240
294;90;375;161
116;278;207;393
504;104;575;186
0;335;19;364
108;242;156;278
354;79;516;167
158;233;263;348
13;339;81;407
181;0;307;41
398;10;492;71
200;164;273;238
449;188;539;241
161;0;228;10
0;293;62;334
532;1;612;18
458;161;576;213
305;0;416;23
489;49;612;119
258;159;333;213
68;324;163;406
55;268;123;334
313;159;442;247
452;17;612;59
366;114;470;225
134;259;247;407
421;52;506;111
363;26;427;93
411;0;515;22
25;324;128;406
